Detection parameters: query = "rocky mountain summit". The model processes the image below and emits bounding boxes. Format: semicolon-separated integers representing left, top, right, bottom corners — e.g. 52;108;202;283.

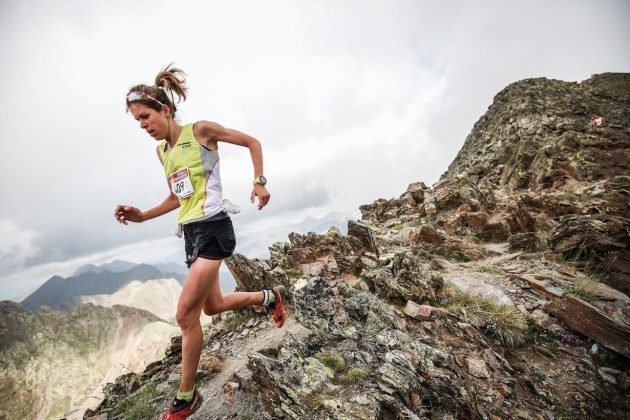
83;73;629;420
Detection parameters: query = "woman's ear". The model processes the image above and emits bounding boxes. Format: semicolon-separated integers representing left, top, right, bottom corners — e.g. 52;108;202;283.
162;104;171;117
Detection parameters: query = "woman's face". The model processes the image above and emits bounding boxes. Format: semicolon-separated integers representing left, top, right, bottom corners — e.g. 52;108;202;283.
129;103;169;140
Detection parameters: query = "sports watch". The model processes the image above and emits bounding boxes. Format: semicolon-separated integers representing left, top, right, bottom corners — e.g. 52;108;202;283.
253;176;267;186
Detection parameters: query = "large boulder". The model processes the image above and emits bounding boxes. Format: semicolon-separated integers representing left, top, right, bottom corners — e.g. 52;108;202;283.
224;252;290;292
347;220;379;255
362;252;443;302
288;227;367;276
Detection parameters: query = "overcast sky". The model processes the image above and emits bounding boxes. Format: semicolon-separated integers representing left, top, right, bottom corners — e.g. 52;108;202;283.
0;0;628;300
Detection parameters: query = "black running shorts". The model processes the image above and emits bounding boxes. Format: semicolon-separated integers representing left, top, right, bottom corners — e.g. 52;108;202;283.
183;216;236;267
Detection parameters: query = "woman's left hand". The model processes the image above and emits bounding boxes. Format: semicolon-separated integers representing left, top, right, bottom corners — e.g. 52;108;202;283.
251;184;270;210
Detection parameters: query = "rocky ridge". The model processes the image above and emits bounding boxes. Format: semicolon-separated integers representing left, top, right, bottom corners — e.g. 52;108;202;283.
0;301;178;420
84;73;630;420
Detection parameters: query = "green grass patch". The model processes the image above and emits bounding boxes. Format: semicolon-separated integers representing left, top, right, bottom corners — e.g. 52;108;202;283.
478;266;502;276
563;278;597;302
445;251;470;263
535;231;550;251
310;395;322;410
223;312;250;331
317;353;346;373
343;368;370;385
110;382;161;420
438;283;527;348
519;252;541;261
285;267;303;278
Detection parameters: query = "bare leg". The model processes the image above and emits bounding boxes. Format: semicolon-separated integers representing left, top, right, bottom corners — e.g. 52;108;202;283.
176;258;264;393
202;263;264;316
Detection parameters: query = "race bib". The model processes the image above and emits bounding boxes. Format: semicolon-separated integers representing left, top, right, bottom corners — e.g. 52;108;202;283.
168;168;195;200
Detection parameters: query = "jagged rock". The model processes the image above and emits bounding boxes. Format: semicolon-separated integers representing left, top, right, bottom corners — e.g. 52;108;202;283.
348;220;379;255
225;252;290;291
467;212;487;229
435;183;463;210
509;232;538;251
363;252;443;302
268;241;291;268
417;225;444;245
288;228;367;276
406;181;428;203
485;204;532;242
550;214;630;294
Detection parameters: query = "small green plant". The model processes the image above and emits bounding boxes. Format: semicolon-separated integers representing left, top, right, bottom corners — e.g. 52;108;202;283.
223;312;250;331
535;231;550;251
343;368;370;385
470;234;481;244
445;251;470;263
563;278;597;301
530;362;548;380
519;252;541;261
317;353;346;373
478;266;502;276
110;382;161;420
310;395;322;410
240;408;257;420
285;267;303;278
437;283;527;347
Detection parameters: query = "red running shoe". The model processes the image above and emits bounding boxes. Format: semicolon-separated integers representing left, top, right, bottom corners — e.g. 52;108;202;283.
269;285;287;328
161;389;203;420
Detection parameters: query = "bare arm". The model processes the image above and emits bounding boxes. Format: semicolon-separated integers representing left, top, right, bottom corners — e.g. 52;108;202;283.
114;147;180;225
194;120;270;210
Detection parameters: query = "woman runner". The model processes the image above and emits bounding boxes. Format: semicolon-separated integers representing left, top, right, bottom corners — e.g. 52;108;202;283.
114;64;286;420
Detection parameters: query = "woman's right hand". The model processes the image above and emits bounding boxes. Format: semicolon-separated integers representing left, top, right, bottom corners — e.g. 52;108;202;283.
114;205;145;225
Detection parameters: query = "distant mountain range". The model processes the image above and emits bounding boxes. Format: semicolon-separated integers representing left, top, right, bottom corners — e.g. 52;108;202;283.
18;258;238;316
20;263;186;312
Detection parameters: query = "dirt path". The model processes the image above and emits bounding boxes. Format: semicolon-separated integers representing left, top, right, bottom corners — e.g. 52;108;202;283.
190;315;311;419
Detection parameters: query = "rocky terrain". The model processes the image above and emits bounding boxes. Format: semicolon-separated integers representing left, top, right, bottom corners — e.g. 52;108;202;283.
82;73;629;420
0;302;179;420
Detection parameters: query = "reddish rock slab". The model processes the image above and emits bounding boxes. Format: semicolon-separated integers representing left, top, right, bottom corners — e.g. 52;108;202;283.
521;273;630;357
547;295;630;358
418;225;444;245
404;301;433;320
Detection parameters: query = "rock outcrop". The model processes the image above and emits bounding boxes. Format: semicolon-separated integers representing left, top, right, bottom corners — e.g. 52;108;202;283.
84;73;630;420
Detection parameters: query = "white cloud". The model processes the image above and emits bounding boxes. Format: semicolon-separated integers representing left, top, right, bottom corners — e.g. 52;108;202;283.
0;220;41;274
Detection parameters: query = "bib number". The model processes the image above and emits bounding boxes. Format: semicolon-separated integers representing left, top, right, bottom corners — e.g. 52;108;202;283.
168;168;195;200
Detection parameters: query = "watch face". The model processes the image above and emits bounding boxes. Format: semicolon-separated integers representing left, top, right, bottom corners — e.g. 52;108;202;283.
259;176;267;185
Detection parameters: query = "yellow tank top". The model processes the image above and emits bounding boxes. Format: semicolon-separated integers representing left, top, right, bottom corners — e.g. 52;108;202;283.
159;123;224;225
